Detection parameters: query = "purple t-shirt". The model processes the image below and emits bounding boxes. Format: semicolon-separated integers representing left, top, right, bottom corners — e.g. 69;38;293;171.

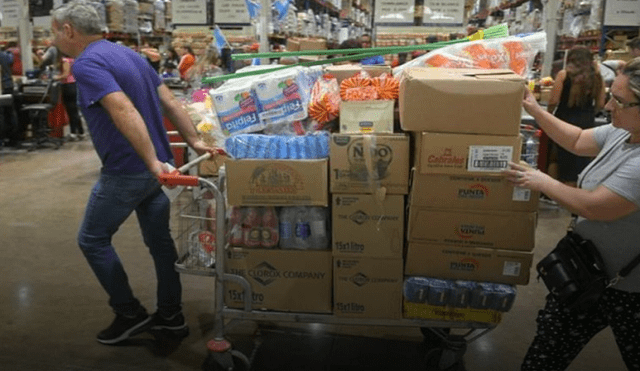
73;39;172;174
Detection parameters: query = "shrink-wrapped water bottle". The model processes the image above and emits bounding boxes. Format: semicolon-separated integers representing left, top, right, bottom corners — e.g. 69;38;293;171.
279;207;297;249
308;207;329;250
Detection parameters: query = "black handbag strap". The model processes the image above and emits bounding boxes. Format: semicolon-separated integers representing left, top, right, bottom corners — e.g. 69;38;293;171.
619;253;640;278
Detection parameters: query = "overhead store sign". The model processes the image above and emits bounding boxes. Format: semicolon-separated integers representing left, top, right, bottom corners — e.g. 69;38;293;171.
423;0;464;25
172;0;208;25
374;0;415;24
604;0;640;26
214;0;250;24
1;0;23;27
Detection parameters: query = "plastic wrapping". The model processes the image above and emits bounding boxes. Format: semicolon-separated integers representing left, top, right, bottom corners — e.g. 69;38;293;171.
392;32;547;78
252;67;308;126
308;74;341;125
224;132;330;159
403;276;517;312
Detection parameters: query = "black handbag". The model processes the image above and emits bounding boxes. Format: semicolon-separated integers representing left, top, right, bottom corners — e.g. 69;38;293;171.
536;231;640;311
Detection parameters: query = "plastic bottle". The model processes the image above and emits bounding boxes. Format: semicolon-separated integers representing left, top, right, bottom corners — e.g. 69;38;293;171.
228;206;245;246
308;207;329;250
243;207;262;248
261;206;279;248
294;206;311;249
279;207;296;249
524;133;539;168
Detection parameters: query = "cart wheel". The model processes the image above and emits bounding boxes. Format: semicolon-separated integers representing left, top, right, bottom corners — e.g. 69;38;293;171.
423;334;467;371
202;349;250;371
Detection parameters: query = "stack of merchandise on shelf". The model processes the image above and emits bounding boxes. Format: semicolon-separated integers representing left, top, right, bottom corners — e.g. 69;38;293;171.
398;65;538;324
327;65;408;319
138;0;154;34
172;29;213;57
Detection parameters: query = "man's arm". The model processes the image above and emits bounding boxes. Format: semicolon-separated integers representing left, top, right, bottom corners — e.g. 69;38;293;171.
157;83;216;155
100;91;165;177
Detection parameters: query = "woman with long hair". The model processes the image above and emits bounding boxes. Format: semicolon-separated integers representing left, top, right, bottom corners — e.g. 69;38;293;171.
185;46;224;89
547;46;606;185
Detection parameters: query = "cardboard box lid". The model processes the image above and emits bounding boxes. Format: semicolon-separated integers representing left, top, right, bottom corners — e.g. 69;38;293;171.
401;67;525;93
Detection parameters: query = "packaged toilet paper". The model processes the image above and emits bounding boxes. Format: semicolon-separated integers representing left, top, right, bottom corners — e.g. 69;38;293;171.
209;79;265;136
252;67;308;127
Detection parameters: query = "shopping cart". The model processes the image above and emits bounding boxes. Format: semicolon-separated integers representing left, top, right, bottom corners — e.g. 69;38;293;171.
160;164;500;371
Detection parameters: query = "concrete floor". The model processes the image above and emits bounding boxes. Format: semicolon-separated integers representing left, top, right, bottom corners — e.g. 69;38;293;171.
0;141;628;371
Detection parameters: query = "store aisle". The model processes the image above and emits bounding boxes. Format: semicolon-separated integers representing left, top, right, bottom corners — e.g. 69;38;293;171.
0;143;627;371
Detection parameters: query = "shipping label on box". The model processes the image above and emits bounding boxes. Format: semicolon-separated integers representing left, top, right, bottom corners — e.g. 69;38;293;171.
225;248;332;313
407;207;536;251
226;159;328;206
409;171;539;212
334;257;403;318
403;301;502;324
404;243;533;285
399;67;524;135
330;133;409;194
413;132;522;176
332;194;404;258
340;100;394;134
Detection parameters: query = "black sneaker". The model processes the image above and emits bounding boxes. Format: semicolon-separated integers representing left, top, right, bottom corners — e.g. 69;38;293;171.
150;312;189;337
96;308;152;345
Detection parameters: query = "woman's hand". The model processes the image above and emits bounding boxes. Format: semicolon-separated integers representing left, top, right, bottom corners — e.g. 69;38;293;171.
522;87;542;116
502;161;554;192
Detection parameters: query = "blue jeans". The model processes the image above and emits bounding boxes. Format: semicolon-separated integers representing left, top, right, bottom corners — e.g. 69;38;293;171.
78;171;181;317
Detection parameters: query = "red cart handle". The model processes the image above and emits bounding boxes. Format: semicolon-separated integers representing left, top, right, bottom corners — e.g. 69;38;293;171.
158;171;200;187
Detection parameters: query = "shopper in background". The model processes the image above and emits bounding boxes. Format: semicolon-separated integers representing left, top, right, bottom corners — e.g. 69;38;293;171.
54;54;84;140
0;47;20;148
546;46;606;186
185;45;224;90
505;58;640;371
50;1;216;345
5;42;22;76
176;45;196;80
140;41;161;72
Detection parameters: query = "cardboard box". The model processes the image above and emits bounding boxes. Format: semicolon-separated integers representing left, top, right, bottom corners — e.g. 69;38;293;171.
399;67;524;135
539;87;552;105
286;38;300;51
225;248;332;313
332;194;405;258
403;301;502;324
407;207;536;251
404;243;533;285
330;133;409;195
334;257;403;318
299;38;327;51
409;171;539;212
340;100;394;134
226;159;328;206
413;132;522;176
324;64;392;83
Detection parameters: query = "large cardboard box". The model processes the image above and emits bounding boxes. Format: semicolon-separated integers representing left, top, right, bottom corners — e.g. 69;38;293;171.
299;38;327;51
413;132;522;176
340;100;394;134
407;207;536;251
225;248;332;313
286;38;300;51
226;159;328;206
324;64;392;83
334;257;403;318
330;133;409;195
399;67;524;135
404;243;533;285
332;194;404;258
409;171;539;212
403;301;502;324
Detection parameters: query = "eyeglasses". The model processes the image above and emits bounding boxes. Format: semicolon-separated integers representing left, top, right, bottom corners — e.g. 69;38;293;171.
611;95;640;109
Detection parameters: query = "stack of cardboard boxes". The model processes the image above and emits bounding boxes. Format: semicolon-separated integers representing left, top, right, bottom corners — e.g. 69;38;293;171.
223;157;333;314
398;67;539;321
327;65;410;319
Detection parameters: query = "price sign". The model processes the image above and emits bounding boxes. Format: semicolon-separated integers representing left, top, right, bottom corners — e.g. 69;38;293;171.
172;0;208;25
214;0;250;24
1;0;22;27
423;0;465;25
604;0;640;26
374;0;415;24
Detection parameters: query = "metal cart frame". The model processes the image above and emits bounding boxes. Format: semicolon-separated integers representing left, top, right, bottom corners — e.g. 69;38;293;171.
159;171;498;371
